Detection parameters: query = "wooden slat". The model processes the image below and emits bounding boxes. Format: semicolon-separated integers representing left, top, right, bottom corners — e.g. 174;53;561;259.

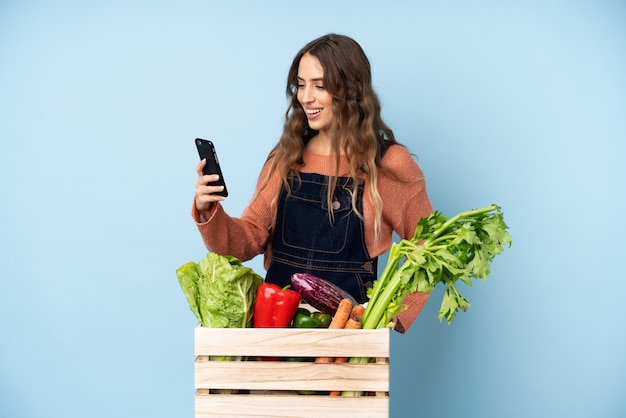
194;326;389;357
195;393;389;418
195;360;389;392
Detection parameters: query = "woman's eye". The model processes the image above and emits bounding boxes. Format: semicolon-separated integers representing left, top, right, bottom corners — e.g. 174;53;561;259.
295;83;324;90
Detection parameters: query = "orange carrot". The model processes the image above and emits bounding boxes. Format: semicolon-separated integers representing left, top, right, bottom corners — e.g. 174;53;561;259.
330;318;362;369
349;304;365;321
330;309;363;396
315;298;354;364
344;318;362;329
328;298;353;329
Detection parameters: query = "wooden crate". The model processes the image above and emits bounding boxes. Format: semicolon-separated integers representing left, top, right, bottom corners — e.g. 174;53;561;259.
194;326;390;418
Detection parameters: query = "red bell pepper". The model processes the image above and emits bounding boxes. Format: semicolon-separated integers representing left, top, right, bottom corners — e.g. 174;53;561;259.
253;283;301;328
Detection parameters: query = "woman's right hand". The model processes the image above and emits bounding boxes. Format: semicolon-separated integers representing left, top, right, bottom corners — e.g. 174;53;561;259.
195;159;226;212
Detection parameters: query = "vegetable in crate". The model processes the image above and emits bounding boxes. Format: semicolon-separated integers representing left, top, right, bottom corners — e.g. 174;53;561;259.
293;307;332;328
253;283;301;328
362;204;512;329
341;204;511;397
176;252;263;329
312;311;333;328
177;253;263;394
291;273;358;315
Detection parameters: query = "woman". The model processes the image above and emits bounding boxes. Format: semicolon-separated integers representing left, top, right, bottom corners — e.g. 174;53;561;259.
192;34;433;333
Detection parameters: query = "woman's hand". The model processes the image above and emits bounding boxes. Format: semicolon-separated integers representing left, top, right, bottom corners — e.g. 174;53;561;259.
195;159;226;212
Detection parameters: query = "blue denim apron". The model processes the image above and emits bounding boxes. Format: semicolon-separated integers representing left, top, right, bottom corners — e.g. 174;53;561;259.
265;172;377;303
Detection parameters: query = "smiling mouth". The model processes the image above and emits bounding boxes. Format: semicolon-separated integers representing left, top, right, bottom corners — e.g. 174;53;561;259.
306;108;321;115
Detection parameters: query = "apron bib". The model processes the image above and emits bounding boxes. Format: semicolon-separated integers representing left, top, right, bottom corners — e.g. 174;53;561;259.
265;172;377;303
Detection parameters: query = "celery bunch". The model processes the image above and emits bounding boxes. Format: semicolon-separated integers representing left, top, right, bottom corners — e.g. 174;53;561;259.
361;204;512;328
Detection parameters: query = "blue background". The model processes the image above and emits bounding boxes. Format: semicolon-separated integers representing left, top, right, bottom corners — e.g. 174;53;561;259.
1;1;625;417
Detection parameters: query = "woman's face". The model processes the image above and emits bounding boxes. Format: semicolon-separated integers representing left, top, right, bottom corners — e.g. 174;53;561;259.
297;53;334;133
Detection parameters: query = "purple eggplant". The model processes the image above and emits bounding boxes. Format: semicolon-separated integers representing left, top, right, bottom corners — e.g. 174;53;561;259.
291;273;358;315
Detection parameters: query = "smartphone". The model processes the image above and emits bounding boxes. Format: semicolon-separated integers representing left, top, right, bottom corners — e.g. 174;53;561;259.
195;138;228;197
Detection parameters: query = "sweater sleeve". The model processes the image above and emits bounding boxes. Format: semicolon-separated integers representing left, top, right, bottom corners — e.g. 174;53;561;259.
191;160;280;263
379;145;433;241
379;145;434;333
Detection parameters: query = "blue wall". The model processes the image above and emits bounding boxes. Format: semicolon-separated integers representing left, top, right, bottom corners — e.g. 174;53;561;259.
1;1;624;417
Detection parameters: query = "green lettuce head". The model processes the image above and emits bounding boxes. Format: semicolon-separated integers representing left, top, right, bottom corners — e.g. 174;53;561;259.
176;253;263;328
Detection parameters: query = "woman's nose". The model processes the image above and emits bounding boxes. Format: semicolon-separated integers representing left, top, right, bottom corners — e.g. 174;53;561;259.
301;86;314;103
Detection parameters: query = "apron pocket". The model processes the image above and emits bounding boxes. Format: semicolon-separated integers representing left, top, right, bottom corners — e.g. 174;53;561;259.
280;193;352;254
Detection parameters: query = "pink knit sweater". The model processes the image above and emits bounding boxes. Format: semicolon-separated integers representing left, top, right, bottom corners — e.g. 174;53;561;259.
192;144;433;333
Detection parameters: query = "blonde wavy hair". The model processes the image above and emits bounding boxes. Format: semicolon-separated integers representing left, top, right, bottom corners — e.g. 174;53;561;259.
260;34;401;242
